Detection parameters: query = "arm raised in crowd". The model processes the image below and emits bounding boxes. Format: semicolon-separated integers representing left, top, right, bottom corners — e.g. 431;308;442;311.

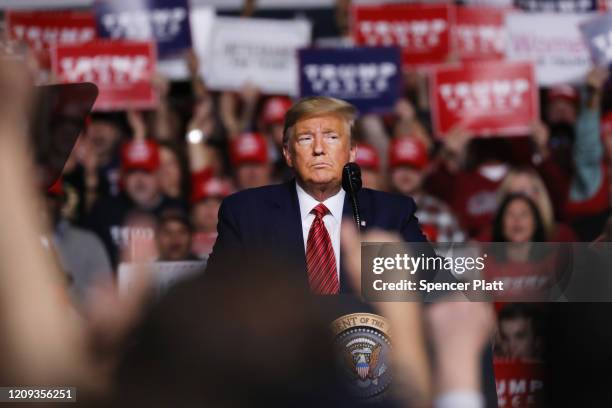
187;97;217;174
149;73;176;142
426;128;473;203
186;49;208;101
531;120;570;219
0;61;94;386
570;68;608;203
220;82;260;138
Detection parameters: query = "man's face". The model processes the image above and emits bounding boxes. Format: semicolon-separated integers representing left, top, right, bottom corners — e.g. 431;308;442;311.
499;317;537;359
124;170;160;208
283;114;356;190
192;198;222;233
158;147;182;196
390;166;423;196
547;99;577;125
235;163;272;190
156;220;192;261
87;121;121;158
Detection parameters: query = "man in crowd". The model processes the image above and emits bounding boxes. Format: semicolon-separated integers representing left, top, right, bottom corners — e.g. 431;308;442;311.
156;209;199;262
230;132;273;190
85;139;184;266
207;96;428;293
496;303;542;360
190;175;233;259
45;178;113;303
354;142;384;190
259;96;293;181
389;137;465;243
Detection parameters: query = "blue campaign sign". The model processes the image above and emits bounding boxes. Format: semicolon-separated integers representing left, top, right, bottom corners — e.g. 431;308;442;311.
580;13;612;66
299;47;402;115
94;0;191;59
514;0;597;12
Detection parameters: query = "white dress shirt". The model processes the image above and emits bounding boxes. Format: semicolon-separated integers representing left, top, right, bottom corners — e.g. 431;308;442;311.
296;182;345;279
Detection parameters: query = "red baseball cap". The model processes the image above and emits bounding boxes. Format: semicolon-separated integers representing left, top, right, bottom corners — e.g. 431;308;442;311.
261;96;292;125
229;133;269;166
121;140;160;173
547;85;578;104
389;137;429;170
191;174;233;203
355;143;380;171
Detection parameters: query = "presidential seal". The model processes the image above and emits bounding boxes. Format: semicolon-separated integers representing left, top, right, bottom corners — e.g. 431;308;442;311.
331;313;392;401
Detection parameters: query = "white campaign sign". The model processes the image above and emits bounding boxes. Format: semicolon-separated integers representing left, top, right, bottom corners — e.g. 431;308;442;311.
505;12;593;86
118;261;206;297
202;17;311;95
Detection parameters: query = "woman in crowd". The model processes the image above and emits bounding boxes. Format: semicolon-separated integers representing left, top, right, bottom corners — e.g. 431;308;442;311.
477;167;576;242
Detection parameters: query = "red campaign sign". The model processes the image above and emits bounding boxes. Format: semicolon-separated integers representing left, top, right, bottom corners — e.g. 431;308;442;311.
351;3;454;68
430;61;538;137
455;6;506;62
6;10;96;69
600;0;612;10
494;360;544;408
51;40;157;111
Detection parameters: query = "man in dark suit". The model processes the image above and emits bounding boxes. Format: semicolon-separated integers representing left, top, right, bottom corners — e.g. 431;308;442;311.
206;96;429;293
204;96;497;407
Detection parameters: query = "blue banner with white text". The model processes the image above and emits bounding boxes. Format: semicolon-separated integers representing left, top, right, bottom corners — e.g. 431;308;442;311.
299;47;401;115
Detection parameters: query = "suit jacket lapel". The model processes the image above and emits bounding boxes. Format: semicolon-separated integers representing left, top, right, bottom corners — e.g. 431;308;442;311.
270;180;308;281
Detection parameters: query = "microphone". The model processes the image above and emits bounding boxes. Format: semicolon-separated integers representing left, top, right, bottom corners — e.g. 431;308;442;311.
342;162;363;232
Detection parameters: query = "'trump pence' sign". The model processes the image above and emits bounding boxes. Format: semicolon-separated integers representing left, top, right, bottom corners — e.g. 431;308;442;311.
94;0;191;58
431;61;538;137
299;47;401;114
455;6;506;61
494;360;544;408
580;13;612;66
351;3;454;68
6;10;96;69
203;17;311;95
51;40;157;111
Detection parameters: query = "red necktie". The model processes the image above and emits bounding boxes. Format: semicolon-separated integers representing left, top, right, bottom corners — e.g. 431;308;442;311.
306;203;339;294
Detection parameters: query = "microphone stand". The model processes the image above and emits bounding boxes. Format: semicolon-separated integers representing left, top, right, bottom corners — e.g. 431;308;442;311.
342;163;363;234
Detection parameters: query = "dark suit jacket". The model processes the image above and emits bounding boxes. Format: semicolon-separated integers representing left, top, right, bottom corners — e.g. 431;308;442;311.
206;179;428;293
204;179;498;407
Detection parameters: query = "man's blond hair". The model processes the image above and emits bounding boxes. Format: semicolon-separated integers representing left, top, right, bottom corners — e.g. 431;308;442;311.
282;96;357;146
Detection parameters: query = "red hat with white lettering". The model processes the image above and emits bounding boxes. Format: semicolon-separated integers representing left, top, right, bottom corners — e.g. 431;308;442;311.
191;175;234;203
229;132;269;166
121;140;160;173
389;137;429;170
355;143;380;171
261;96;292;125
547;85;578;103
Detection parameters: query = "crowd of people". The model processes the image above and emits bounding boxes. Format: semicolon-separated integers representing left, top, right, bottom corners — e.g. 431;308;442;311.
2;0;612;406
